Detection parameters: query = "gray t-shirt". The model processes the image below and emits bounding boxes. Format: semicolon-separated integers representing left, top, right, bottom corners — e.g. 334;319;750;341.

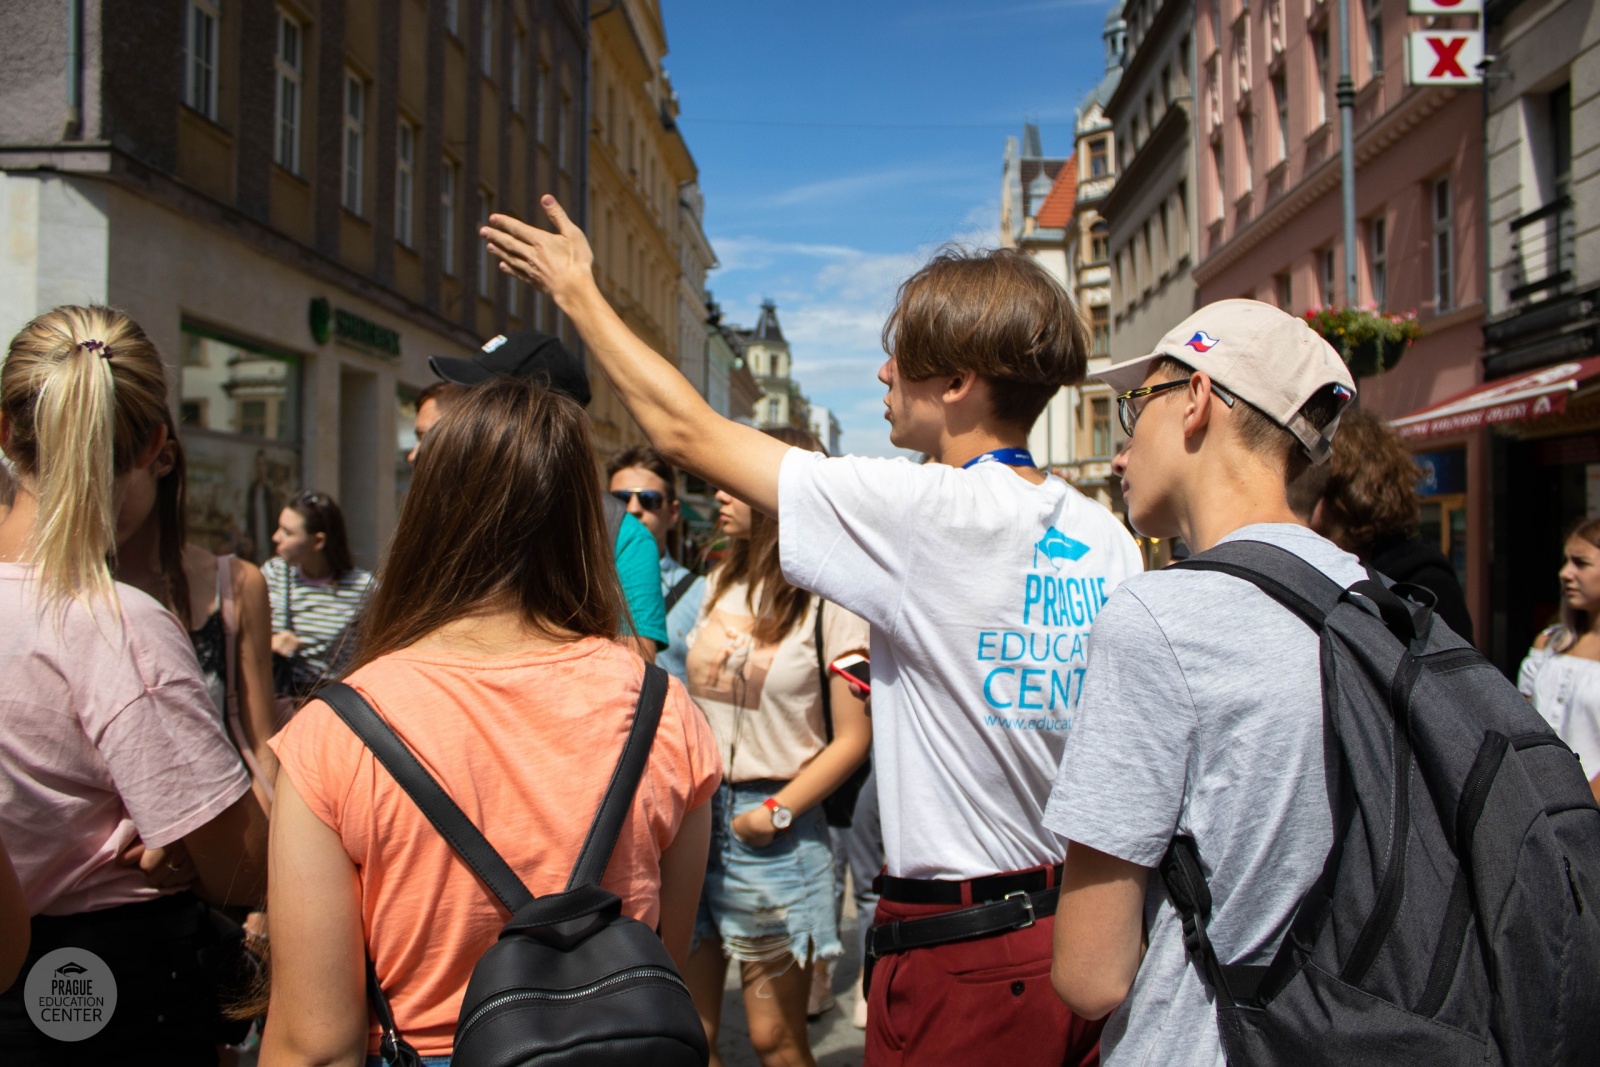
1042;523;1366;1067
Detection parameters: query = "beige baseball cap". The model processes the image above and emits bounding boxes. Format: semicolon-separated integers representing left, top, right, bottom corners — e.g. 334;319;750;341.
1095;299;1357;463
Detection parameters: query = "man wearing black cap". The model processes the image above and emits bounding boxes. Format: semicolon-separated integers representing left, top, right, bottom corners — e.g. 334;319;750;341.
423;331;670;662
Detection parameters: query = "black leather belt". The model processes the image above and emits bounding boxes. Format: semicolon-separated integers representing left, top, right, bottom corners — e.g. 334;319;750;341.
866;886;1060;959
877;863;1063;905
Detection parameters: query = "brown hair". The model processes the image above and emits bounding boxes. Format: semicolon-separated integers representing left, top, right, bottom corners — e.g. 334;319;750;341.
1151;356;1346;498
711;426;826;644
1314;408;1421;558
1;305;170;610
285;490;356;581
606;445;678;501
882;247;1089;431
417;380;466;413
347;376;623;671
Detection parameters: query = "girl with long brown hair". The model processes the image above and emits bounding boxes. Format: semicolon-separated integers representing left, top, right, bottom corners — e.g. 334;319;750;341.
259;376;719;1065
0;305;267;1065
682;427;872;1067
1519;517;1600;802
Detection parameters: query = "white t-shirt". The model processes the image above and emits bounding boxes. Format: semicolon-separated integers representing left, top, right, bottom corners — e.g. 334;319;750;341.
1519;633;1600;779
778;450;1144;879
1043;524;1365;1067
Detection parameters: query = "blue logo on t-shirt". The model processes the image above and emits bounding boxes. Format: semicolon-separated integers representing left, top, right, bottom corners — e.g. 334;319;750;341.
1034;527;1091;569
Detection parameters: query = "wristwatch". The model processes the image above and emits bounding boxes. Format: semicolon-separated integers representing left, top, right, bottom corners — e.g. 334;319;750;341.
762;797;793;831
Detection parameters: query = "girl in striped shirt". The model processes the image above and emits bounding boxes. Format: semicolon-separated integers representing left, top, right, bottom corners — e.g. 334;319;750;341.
264;491;372;689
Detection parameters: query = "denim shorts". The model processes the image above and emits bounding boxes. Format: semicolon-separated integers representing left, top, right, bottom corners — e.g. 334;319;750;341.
693;779;843;966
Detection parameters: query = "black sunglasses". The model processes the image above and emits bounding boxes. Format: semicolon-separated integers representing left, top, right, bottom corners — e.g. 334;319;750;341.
1115;378;1235;437
611;488;667;511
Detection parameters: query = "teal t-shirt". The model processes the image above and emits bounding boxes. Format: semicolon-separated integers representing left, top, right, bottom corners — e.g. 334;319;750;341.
615;512;669;647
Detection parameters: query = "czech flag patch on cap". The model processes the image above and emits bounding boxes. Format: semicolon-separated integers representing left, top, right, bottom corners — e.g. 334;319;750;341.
1185;330;1220;353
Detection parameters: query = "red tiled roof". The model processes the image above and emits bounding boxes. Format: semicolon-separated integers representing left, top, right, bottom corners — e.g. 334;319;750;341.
1035;157;1078;230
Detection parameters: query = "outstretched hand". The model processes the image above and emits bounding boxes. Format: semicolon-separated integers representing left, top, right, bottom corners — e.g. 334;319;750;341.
482;196;595;309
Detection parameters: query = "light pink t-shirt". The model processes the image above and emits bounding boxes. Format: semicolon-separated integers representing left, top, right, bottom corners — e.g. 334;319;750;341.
0;562;252;916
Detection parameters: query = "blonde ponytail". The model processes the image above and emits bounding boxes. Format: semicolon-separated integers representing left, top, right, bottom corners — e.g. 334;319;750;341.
1;306;170;612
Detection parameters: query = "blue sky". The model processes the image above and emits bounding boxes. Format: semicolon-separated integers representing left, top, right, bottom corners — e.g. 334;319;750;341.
665;0;1119;456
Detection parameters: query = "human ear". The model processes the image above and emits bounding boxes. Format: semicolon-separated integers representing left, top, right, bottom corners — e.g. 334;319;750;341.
133;422;170;471
1180;373;1215;440
942;370;978;405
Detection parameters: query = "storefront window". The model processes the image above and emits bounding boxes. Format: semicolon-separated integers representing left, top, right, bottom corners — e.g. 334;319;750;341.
178;325;302;563
1415;448;1468;593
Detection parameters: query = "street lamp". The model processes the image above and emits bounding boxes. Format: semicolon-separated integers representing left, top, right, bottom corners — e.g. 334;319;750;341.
1337;0;1359;306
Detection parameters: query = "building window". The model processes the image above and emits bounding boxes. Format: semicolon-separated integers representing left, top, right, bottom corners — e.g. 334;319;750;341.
1158;201;1171;274
1240;113;1254;193
183;0;220;119
342;73;365;215
441;159;457;275
1212;141;1226;219
1091;220;1109;262
1369;215;1388;309
1090;138;1109;178
1091;305;1111;356
178;325;302;564
478;189;494;298
1272;74;1289;162
1433;179;1453;312
444;0;458;35
395;120;415;247
1312;29;1330;124
274;11;301;172
1092;397;1112;456
1320;246;1336;306
1274;271;1292;310
536;63;550;143
479;0;494;73
1365;0;1383;77
510;29;524;111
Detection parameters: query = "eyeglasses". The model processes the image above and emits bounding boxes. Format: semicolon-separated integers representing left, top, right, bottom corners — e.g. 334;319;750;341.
611;488;667;511
1115;378;1235;437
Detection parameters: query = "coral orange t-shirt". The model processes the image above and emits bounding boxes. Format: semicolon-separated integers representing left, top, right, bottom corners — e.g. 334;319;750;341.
269;637;721;1056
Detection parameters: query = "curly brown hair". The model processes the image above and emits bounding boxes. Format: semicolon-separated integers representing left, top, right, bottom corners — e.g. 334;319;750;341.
1318;408;1420;558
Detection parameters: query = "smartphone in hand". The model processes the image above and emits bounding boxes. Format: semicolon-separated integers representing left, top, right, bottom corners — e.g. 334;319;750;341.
828;653;871;693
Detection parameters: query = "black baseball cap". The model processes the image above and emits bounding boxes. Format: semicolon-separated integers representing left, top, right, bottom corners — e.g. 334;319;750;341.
428;330;592;407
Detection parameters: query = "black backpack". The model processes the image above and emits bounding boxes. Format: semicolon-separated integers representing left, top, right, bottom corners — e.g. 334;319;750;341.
319;664;709;1067
1160;540;1600;1066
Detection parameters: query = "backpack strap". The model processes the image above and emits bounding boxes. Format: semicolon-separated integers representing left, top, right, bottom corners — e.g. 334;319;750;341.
566;663;669;889
814;598;835;744
319;682;536;913
664;571;698;614
602;492;626;547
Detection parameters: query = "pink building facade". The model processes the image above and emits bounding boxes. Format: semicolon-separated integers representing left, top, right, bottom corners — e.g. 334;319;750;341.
1191;0;1488;639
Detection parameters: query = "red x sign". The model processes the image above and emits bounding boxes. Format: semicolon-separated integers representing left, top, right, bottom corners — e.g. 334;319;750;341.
1409;31;1483;85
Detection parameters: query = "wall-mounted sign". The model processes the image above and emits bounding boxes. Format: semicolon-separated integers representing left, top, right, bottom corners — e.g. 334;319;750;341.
308;297;401;357
1408;0;1481;13
1408;31;1483;85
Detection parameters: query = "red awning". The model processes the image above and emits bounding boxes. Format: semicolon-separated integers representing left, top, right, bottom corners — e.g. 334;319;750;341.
1391;356;1600;440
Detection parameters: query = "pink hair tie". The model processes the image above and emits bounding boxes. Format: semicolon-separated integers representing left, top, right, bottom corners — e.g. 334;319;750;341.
78;339;112;359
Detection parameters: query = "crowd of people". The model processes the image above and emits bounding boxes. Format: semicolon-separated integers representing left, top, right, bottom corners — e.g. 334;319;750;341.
0;191;1596;1067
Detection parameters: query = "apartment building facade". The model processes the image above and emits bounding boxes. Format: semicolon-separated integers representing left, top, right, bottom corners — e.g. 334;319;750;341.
0;0;586;568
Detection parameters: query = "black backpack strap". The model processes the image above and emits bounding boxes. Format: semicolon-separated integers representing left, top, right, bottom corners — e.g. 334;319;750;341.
566;663;669;889
602;492;626;547
1171;539;1346;631
366;957;422;1067
664;571;698;614
814;598;835;743
1159;836;1271;1009
319;682;536;913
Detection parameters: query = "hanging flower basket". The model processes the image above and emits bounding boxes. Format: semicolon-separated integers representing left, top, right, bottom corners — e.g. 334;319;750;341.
1302;306;1422;378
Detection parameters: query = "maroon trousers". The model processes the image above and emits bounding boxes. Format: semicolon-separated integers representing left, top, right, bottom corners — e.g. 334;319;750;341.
864;894;1105;1067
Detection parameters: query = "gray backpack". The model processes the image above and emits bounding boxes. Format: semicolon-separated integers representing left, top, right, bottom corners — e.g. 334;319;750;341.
1162;540;1600;1066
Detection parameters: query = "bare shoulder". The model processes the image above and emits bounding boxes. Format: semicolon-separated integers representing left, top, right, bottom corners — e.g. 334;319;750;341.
1533;629;1554;651
228;556;268;599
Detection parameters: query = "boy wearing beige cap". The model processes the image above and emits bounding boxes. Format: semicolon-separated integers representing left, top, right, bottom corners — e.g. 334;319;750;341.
1042;299;1356;1066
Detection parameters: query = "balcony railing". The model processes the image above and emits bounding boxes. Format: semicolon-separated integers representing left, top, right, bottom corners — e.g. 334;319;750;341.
1508;195;1575;305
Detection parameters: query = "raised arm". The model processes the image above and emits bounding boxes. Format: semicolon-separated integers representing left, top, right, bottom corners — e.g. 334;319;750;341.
483;199;790;515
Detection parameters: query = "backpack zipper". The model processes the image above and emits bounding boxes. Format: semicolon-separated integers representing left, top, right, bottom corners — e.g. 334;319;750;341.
456;965;688;1042
1565;856;1585;915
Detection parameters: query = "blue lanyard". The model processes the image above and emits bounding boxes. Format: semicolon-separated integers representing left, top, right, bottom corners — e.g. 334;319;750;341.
962;448;1037;470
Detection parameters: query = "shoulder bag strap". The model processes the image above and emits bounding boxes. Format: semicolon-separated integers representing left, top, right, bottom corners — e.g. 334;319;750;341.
319;682;535;913
664;571;698;614
813;598;835;743
567;663;669;889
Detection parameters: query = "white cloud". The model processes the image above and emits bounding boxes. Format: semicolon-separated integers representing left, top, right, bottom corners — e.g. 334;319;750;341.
764;165;975;208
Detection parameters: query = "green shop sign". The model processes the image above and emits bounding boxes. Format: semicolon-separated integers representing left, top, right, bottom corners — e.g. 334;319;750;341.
308;297;401;357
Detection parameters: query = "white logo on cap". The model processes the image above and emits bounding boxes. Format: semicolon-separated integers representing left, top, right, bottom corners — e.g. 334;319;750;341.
481;335;508;353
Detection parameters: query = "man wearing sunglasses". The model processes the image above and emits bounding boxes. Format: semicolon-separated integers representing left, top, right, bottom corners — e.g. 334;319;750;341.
1041;300;1356;1067
606;446;705;684
423;331;669;662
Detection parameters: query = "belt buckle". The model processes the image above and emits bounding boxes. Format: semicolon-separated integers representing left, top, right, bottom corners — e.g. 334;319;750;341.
1004;889;1036;929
